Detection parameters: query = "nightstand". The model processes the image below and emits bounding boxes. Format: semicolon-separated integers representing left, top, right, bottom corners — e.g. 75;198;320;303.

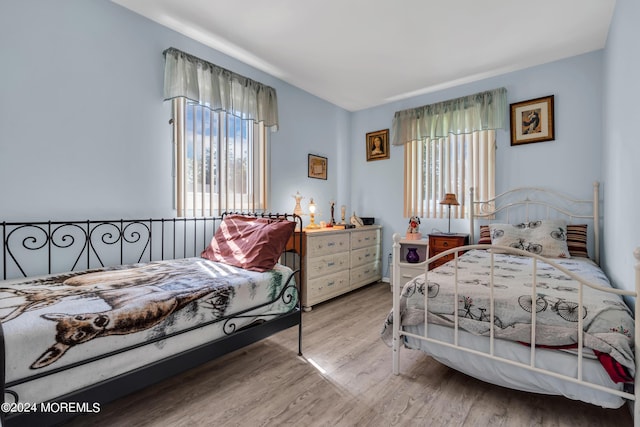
393;238;429;291
428;233;469;270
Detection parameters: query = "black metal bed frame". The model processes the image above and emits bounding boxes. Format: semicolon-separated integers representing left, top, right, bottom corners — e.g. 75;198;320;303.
0;213;303;426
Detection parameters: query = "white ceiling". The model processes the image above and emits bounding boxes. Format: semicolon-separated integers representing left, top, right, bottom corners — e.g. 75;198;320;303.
113;0;615;112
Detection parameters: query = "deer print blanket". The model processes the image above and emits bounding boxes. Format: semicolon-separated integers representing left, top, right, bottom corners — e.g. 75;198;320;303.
382;250;635;380
0;257;295;402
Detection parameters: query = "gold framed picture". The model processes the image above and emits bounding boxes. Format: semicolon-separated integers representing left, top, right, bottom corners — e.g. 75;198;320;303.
308;154;327;180
366;129;390;161
510;95;555;146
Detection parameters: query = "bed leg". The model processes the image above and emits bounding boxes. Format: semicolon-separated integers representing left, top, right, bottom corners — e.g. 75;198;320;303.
634;248;640;425
0;319;5;426
297;310;303;356
392;338;400;375
392;233;401;375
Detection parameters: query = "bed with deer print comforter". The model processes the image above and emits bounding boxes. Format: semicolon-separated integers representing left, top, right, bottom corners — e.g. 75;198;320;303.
0;257;296;405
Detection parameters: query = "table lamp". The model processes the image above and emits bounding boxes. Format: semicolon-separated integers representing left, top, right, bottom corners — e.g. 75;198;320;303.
439;193;459;234
305;198;320;229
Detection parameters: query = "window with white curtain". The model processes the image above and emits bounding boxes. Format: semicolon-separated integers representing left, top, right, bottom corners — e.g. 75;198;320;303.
403;130;495;219
172;97;267;217
392;87;506;219
163;47;278;217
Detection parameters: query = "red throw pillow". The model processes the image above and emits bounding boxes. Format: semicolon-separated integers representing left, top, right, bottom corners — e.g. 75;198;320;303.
566;224;589;258
201;215;295;272
478;225;492;245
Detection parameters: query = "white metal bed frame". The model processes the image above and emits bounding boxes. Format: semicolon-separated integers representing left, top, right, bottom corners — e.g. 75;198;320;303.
391;182;639;420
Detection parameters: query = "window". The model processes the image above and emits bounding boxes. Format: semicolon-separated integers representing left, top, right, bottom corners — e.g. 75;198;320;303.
163;48;278;217
404;130;495;219
392;88;505;219
172;97;268;217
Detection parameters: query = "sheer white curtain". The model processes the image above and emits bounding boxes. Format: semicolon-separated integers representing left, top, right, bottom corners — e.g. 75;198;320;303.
394;88;506;218
163;47;279;129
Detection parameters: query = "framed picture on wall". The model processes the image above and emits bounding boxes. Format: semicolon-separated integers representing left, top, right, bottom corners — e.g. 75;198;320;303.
510;95;555;146
366;129;390;161
308;154;327;180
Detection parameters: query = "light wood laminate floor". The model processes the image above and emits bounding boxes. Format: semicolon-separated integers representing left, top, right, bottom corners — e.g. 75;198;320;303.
66;282;633;427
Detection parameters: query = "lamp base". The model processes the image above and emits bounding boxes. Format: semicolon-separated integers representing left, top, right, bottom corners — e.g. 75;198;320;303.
305;223;321;230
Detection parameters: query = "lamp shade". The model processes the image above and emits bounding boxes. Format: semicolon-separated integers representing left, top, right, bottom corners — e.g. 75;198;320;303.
439;193;459;206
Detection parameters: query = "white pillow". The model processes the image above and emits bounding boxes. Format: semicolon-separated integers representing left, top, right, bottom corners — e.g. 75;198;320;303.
489;219;570;258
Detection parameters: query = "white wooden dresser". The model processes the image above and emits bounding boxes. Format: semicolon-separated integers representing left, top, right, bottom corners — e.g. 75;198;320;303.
296;225;382;310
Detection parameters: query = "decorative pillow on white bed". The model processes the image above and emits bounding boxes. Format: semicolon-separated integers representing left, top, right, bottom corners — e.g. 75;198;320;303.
566;224;589;258
478;225;492;245
489;219;571;258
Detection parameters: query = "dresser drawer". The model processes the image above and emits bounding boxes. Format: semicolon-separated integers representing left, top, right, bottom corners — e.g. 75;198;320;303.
428;233;469;270
305;270;350;304
350;261;381;288
307;251;350;279
307;233;350;257
350;245;380;268
350;228;380;250
398;265;425;290
430;236;463;251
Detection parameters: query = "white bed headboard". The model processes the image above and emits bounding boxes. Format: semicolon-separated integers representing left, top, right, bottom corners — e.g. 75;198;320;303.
469;182;600;264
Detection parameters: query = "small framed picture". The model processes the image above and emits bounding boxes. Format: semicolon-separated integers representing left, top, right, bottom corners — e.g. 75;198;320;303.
366;129;390;161
510;95;555;146
308;154;327;180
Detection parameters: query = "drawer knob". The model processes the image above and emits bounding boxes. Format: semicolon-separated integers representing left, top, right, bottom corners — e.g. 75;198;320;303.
442;241;449;247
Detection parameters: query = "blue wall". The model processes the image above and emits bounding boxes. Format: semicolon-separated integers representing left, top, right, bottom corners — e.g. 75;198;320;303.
602;0;640;294
0;0;347;221
1;0;636;293
350;51;604;272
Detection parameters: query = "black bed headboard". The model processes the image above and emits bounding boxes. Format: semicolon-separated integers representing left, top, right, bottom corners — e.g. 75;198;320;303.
1;214;303;281
1;217;222;280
